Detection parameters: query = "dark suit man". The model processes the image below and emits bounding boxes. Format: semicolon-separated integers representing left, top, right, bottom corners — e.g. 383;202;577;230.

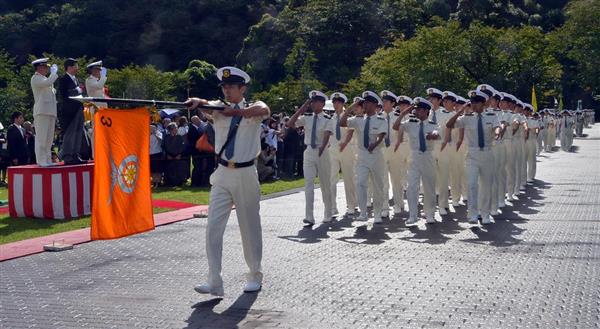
57;58;88;165
7;111;28;166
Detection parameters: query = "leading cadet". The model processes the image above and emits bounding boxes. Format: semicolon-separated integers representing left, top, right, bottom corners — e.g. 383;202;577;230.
446;90;500;225
30;57;59;167
329;92;358;217
186;66;269;297
393;97;440;225
340;91;387;224
380;90;402;218
287;91;334;225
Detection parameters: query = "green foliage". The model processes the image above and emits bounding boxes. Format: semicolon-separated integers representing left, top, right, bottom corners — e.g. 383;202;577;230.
181;60;219;100
0;51;28;124
253;76;325;114
107;65;176;100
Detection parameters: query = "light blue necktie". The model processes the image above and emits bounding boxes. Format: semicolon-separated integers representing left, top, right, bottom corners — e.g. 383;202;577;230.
477;113;485;150
419;122;426;152
225;104;241;159
385;113;391;147
335;116;341;141
431;110;437;124
363;116;371;149
310;115;318;149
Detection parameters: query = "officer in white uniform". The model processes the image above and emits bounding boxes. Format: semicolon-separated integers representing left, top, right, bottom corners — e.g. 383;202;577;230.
380;90;401;218
560;111;574;151
524;104;539;182
391;95;414;214
84;60;108;155
394;97;439;225
446;90;500;225
477;84;503;215
511;100;527;196
426;88;454;215
328;92;357;217
516;101;529;191
447;95;468;207
340;91;387;224
545;110;557;151
30;58;59;167
439;91;460;210
288;91;334;225
186;66;269;297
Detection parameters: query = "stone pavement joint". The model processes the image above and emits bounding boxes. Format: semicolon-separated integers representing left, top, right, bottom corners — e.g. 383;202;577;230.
1;126;600;328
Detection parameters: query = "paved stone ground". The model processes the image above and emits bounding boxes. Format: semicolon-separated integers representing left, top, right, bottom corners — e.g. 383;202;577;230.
1;125;599;329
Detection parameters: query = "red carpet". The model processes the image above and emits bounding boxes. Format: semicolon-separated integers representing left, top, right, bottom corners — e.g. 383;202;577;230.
0;207;8;215
151;199;197;210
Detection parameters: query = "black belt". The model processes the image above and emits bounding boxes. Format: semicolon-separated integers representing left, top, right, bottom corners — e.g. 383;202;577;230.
218;158;255;169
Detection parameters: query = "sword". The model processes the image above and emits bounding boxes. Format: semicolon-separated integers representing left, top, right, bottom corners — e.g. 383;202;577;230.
69;95;225;110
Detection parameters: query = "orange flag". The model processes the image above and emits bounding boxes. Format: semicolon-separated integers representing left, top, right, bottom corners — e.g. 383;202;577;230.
91;107;154;240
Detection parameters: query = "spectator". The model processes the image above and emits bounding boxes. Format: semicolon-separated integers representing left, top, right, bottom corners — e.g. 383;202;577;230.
187;115;203;186
0;123;7;185
163;122;188;186
150;124;164;187
177;116;189;136
257;142;275;182
7;111;29;166
282;125;303;177
23;121;36;164
197;114;215;186
158;117;171;135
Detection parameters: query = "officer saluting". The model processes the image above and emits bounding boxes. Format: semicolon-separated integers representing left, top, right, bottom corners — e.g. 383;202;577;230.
30;58;59;167
287;91;334;225
380;90;401;218
393;97;440;225
340;91;387;224
186;66;270;297
328;92;358;217
446;90;500;225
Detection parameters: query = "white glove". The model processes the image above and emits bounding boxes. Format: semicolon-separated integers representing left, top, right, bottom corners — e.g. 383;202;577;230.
50;64;58;74
100;67;107;78
76;87;82;94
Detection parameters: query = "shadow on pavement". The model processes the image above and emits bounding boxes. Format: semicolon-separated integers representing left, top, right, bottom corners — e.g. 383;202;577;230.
185;293;259;329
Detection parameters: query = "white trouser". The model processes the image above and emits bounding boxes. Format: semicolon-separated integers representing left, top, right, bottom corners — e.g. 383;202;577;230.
459;144;468;201
546;127;556;150
33;114;56;165
303;147;333;221
356;149;386;219
490;142;504;209
330;144;357;212
504;139;515;197
466;148;494;219
206;165;263;290
434;143;451;209
407;151;436;219
384;145;408;212
526;139;537;181
560;129;568;151
449;143;465;205
479;144;498;214
520;139;527;187
537;129;545;154
495;140;507;205
512;137;523;194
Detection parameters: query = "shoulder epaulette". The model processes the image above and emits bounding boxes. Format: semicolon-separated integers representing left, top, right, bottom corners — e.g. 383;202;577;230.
485;112;495;116
464;113;474;116
304;113;313;116
377;116;386;120
409;118;419;122
442;110;450;113
324;114;332;120
428;121;436;124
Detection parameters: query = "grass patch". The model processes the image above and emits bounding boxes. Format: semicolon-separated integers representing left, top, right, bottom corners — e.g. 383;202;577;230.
0;177;305;244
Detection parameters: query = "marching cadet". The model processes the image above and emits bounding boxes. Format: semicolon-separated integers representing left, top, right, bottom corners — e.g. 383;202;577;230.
186;66;269;296
287;91;334;225
575;109;585;137
500;93;519;201
512;100;528;195
391;95;414;214
440;91;460;209
393;97;440;225
477;85;503;215
426;87;454;215
380;90;402;218
446;90;500;225
537;110;546;155
545;110;557;152
524;104;539;183
30;58;59;167
328;92;358;217
560;110;574;151
448;95;468;207
497;92;514;205
340;91;387;224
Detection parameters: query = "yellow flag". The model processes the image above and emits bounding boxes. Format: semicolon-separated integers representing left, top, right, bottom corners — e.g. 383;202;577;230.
531;86;538;112
91;107;154;240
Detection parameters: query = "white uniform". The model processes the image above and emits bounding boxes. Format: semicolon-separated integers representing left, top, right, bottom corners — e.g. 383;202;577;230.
502;111;517;199
205;99;266;292
347;114;387;221
560;115;573;151
329;112;357;215
448;116;466;206
454;112;500;220
85;75;107;155
511;113;526;194
525;117;539;181
429;108;454;210
382;111;407;214
392;112;411;212
403;117;438;221
545;116;556;151
537;116;545;155
484;109;503;214
30;71;58;166
295;112;334;222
